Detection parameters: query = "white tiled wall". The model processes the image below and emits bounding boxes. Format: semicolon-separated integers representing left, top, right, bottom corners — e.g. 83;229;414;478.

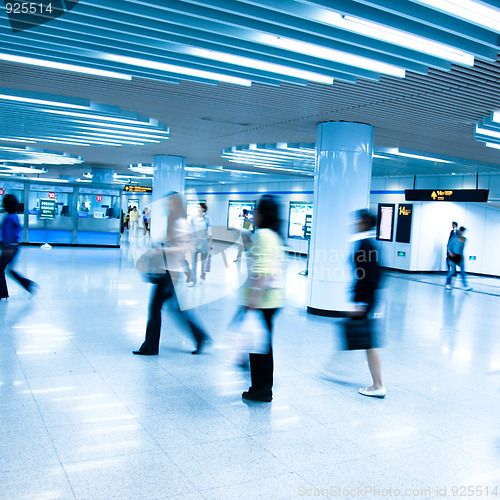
190;173;499;276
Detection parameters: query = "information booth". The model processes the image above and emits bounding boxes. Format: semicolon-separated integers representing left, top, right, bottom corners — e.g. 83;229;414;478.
0;176;122;247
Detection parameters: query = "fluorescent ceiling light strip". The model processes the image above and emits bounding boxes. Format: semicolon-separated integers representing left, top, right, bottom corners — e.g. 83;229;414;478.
48;133;147;145
1;166;46;174
475;125;500;139
227;150;313;160
343;16;473;66
413;0;500;34
256;34;405;78
0;94;89;110
25;138;91;146
222;168;267;175
101;54;252;86
226;159;312;173
484;142;500;150
332;15;473;66
224;154;314;167
0;53;132;80
35;135;122;146
129;167;154;175
41;109;152;125
245;148;315;158
395;152;452;163
70;126;168;140
65;120;169;134
0;137;36;143
491;111;500;123
189;48;334;84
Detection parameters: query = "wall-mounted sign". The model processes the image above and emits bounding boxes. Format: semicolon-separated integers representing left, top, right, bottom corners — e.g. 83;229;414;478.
30;184;73;193
405;189;489;202
48;192;56;199
124;185;152;193
39;198;56;219
288;202;313;239
79;187;120;196
397;251;406;257
376;204;395;241
304;214;313;239
395;204;413;244
0;188;4;196
96;195;103;202
469;256;477;261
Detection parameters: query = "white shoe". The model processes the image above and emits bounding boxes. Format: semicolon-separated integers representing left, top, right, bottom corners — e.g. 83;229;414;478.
359;387;386;398
445;285;451;290
464;286;472;291
187;282;196;287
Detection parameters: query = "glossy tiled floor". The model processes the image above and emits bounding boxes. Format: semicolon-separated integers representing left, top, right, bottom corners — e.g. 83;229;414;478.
1;239;500;499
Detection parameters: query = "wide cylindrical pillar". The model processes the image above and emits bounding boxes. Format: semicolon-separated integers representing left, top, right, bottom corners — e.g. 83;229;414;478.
150;155;185;241
92;168;114;184
307;122;374;316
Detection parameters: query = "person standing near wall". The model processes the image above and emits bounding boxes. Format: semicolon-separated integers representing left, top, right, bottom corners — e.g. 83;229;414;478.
0;194;38;300
142;207;151;237
446;226;472;291
234;209;253;263
129;206;139;236
187;203;212;286
446;221;458;275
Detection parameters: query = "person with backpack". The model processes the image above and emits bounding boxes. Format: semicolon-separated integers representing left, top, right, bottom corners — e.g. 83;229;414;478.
445;226;472;291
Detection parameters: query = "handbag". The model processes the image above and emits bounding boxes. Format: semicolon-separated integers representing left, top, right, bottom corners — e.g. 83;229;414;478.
343;317;374;350
142;244;168;284
205;250;212;273
448;252;462;264
228;308;270;355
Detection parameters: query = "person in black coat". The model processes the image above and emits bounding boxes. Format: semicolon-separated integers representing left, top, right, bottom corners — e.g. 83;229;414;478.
352;210;385;398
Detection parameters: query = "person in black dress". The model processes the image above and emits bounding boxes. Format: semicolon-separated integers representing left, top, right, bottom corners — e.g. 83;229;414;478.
133;192;210;356
352;210;385;398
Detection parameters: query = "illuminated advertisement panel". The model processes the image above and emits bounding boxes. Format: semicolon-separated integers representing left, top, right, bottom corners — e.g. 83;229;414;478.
288;202;313;239
227;201;255;230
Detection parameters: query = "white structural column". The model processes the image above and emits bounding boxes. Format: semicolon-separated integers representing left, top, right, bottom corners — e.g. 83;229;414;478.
92;168;114;184
150;155;186;241
307;121;374;316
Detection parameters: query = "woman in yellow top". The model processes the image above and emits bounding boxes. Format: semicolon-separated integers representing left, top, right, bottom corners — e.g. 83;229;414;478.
242;195;285;403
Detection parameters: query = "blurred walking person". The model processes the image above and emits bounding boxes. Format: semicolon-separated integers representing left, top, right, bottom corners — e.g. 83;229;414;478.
445;226;472;291
350;210;385;398
0;194;38;300
446;221;458;275
134;192;211;356
241;195;285;402
234;209;253;263
142;207;151;237
187;203;212;286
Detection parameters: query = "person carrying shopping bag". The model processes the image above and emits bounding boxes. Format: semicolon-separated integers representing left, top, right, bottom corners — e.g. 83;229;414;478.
241;195;285;403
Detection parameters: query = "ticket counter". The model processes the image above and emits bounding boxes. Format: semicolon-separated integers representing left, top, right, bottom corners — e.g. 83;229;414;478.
0;176;123;247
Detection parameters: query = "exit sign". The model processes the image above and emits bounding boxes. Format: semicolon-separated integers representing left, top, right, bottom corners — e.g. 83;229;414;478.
469;256;477;260
397;251;406;257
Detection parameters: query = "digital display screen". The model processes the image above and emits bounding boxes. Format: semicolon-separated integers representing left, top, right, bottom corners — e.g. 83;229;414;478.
395;204;412;243
377;204;395;241
227;201;255;230
288;202;313;239
39;198;56;220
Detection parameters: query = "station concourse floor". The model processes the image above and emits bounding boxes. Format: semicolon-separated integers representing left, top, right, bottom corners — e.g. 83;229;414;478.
1;239;500;500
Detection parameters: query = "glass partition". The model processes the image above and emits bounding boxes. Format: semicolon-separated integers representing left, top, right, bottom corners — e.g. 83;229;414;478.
77;187;121;245
27;185;74;244
0;181;25;215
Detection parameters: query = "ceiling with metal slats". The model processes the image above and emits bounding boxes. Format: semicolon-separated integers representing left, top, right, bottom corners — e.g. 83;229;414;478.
1;0;500;182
